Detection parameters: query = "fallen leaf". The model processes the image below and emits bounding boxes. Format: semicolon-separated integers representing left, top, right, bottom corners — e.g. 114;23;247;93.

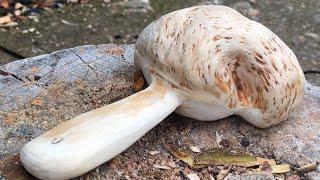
0;15;11;25
190;145;201;153
270;164;290;174
187;173;200;180
195;148;259;167
260;161;272;173
256;157;276;165
153;164;170;170
0;21;17;27
296;162;317;173
258;164;290;174
165;144;194;167
0;0;9;8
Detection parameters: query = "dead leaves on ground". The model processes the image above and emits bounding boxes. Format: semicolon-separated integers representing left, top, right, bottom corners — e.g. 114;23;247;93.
165;144;294;176
0;0;86;27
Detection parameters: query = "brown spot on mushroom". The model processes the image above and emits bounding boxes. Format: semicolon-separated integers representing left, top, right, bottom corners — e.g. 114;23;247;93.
214;72;230;94
214;45;221;53
232;71;248;106
202;73;208;85
213;36;220;41
254;53;266;65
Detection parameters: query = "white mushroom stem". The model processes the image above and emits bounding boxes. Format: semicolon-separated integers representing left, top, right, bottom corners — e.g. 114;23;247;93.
20;81;180;180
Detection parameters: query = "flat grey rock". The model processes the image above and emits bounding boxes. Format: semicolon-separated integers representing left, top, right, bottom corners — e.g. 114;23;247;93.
0;44;319;179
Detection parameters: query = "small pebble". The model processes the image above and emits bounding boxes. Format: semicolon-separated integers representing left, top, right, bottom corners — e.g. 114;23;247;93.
189;145;201;153
148;150;159;155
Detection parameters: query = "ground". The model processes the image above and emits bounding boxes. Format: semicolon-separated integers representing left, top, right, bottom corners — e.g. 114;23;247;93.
0;0;319;179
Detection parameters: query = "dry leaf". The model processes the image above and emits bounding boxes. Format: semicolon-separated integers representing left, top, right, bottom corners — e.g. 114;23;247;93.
0;15;11;25
256;157;276;165
297;162;317;173
0;21;17;27
260;161;272;173
165;144;194;167
195;148;259;167
258;164;290;174
274;174;285;180
190;145;201;153
187;173;200;180
270;164;290;174
0;0;9;8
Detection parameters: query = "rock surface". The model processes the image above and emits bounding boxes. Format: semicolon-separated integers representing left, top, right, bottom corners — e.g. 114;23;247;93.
0;44;319;179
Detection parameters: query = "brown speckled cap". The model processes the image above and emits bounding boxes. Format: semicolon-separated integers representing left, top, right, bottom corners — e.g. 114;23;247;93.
135;5;305;128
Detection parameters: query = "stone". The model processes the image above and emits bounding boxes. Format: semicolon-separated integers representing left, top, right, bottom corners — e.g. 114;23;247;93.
0;44;319;179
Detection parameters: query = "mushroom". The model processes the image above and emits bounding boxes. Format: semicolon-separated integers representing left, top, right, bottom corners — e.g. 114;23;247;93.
20;5;305;179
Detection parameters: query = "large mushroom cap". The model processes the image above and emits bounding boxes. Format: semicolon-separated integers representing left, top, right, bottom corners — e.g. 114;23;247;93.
134;5;305;128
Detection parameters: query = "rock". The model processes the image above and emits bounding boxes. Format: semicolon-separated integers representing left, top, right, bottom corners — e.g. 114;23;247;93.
313;13;320;24
110;0;153;14
0;44;320;179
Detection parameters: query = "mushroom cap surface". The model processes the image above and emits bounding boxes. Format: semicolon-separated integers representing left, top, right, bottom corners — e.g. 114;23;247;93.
134;5;305;128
